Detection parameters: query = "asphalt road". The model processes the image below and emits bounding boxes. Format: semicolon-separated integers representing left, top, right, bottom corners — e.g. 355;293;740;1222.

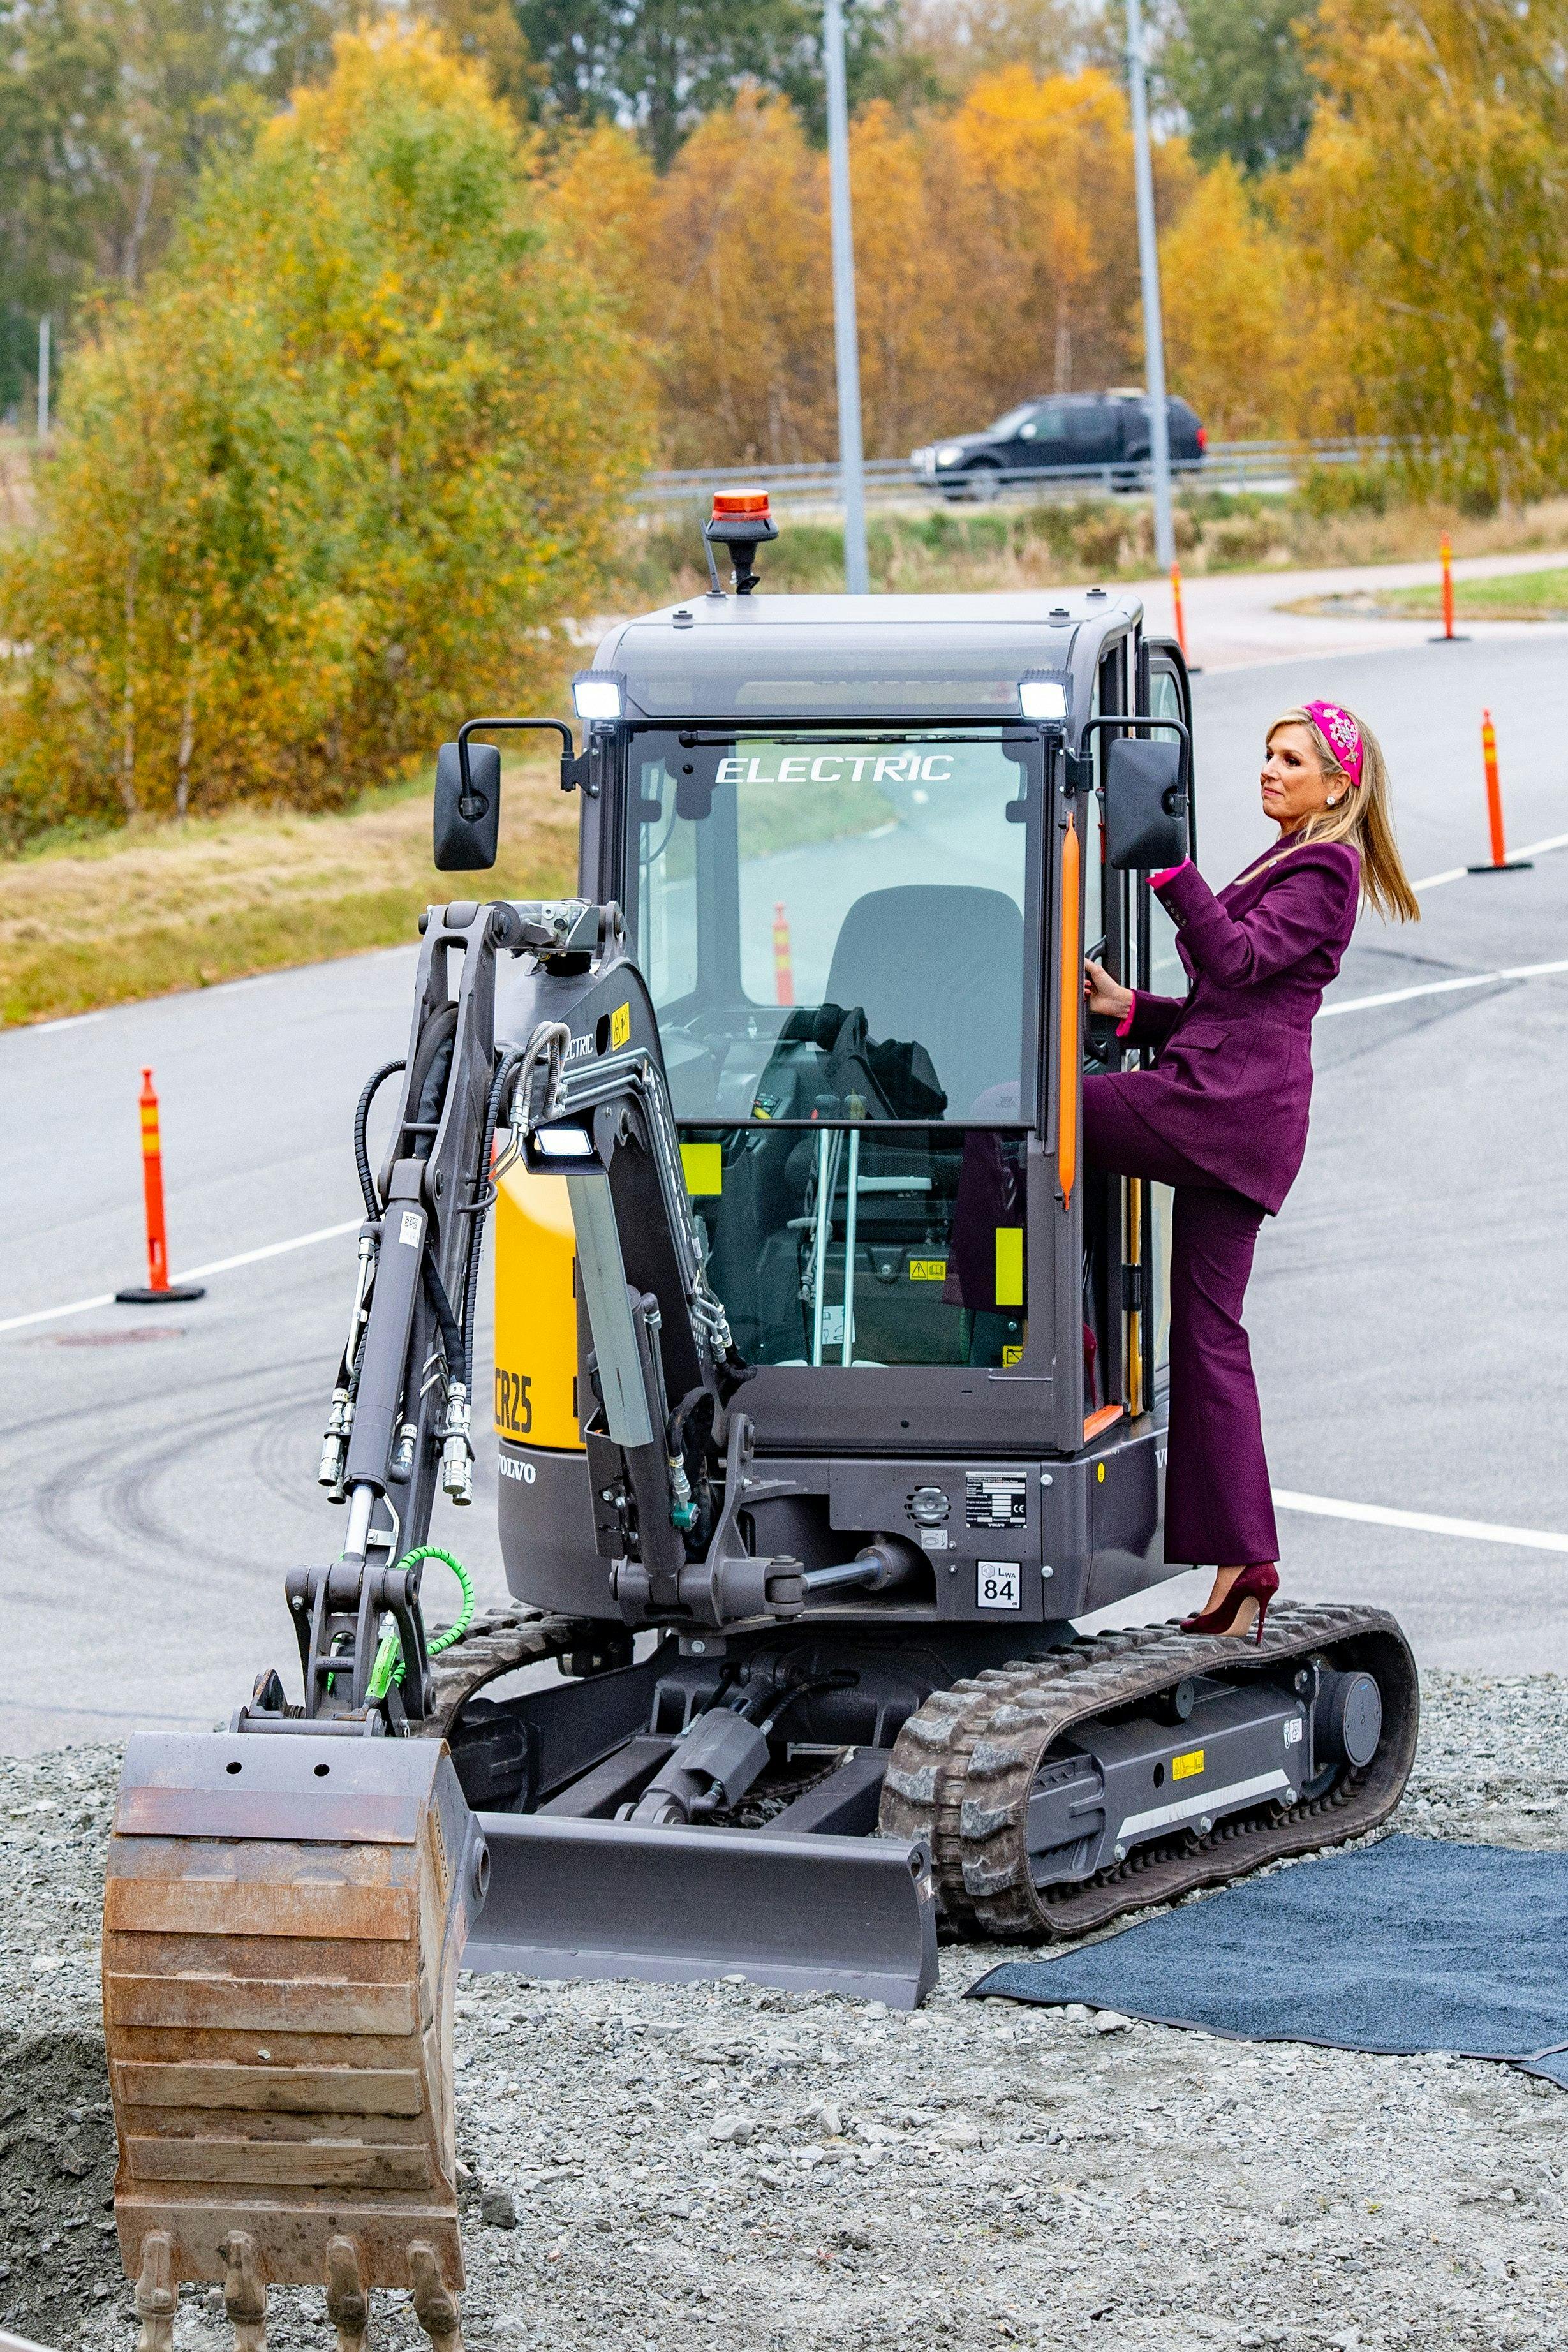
3;626;1565;1753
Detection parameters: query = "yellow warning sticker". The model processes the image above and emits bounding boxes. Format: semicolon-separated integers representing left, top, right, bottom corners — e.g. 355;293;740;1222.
1002;1345;1023;1367
680;1141;723;1195
610;1001;631;1049
909;1258;949;1282
1172;1748;1206;1780
995;1225;1024;1308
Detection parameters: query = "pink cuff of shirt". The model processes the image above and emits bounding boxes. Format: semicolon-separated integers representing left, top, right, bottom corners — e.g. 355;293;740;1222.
1115;989;1137;1038
1150;859;1190;889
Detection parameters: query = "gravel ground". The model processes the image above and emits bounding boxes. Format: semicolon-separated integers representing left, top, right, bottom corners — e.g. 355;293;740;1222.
5;1673;1567;2352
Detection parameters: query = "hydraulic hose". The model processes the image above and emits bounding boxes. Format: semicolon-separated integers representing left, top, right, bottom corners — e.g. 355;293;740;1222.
366;1546;475;1701
422;1251;464;1379
458;1024;566;1391
353;1058;406;1218
459;1045;525;1393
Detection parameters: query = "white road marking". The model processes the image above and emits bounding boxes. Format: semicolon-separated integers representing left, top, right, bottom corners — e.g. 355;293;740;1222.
1273;1488;1568;1554
0;1219;361;1335
1415;827;1568;892
9;1009;107;1035
1322;956;1568;1017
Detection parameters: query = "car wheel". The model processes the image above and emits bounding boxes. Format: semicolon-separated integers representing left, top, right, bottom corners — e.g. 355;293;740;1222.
965;462;1003;505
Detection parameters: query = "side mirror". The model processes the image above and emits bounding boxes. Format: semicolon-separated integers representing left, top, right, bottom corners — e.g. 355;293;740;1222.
1103;734;1188;871
434;741;501;872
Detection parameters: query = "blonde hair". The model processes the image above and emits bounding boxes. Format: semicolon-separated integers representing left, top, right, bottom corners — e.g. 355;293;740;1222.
1265;706;1420;924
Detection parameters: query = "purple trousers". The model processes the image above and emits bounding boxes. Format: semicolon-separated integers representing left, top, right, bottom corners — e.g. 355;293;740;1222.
1083;1074;1280;1570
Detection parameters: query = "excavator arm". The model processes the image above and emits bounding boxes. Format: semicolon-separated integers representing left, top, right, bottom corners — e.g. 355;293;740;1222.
279;893;760;1733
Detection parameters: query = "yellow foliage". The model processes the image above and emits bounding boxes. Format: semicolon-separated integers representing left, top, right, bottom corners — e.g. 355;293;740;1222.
637;66;1171;467
644;90;834;468
0;22;651;844
540;123;659;310
1284;0;1568;493
1160;157;1291;440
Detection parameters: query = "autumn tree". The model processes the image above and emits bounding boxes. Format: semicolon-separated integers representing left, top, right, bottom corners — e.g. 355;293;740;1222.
0;22;650;843
1285;0;1568;497
1160;154;1291;436
640;89;834;465
938;66;1145;414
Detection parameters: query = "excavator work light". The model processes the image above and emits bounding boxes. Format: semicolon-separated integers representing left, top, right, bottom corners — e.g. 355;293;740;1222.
1019;676;1069;720
572;672;623;721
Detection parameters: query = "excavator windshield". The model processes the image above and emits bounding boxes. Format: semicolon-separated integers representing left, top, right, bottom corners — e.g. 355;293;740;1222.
622;726;1044;1368
625;727;1043;1127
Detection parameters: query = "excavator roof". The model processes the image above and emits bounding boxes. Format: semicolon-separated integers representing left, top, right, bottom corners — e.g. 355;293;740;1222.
593;588;1145;725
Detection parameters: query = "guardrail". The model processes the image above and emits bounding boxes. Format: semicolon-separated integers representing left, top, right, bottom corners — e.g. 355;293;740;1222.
633;438;1393;512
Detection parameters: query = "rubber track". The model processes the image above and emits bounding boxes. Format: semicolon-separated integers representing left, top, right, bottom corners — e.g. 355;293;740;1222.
419;1604;593;1738
879;1602;1419;1941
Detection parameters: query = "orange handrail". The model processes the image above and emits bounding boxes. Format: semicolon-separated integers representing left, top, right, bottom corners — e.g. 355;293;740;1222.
1057;811;1081;1199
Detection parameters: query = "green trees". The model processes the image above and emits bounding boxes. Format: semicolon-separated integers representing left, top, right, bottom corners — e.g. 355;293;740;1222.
1158;0;1319;177
514;0;903;167
0;22;649;841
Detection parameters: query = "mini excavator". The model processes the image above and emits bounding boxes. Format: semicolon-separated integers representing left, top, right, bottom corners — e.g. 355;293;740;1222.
104;498;1417;2348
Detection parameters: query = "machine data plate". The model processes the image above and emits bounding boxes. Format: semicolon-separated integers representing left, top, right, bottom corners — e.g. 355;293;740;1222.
966;1471;1028;1530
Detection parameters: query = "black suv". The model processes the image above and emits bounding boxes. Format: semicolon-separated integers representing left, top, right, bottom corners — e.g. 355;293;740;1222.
911;391;1206;499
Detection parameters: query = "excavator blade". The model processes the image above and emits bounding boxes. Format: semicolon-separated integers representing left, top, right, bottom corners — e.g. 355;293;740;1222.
103;1731;487;2334
467;1812;940;2008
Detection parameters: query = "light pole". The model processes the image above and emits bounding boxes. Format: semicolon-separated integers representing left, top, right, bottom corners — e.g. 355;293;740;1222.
824;0;869;594
37;316;50;440
1124;0;1174;573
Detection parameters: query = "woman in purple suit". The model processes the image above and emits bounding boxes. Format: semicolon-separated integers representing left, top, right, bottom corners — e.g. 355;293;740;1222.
1083;701;1419;1641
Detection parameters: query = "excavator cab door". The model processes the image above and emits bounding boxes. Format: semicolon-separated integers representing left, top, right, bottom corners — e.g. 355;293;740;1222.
1134;636;1195;1400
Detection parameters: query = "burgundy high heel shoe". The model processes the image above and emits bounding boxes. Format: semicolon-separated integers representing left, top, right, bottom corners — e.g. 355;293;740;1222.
1180;1562;1279;1645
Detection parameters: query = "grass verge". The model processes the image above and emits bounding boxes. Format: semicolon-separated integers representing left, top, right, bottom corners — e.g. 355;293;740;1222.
1282;565;1568;623
0;758;576;1028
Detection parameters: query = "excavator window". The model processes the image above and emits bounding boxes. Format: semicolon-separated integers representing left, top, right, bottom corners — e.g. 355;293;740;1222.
626;729;1039;1123
623;726;1042;1368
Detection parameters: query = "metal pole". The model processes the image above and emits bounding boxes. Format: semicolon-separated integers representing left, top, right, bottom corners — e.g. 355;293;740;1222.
37;316;50;440
824;0;869;594
1124;0;1174;572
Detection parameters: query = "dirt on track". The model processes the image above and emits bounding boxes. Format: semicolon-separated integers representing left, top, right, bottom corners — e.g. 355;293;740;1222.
6;1677;1568;2352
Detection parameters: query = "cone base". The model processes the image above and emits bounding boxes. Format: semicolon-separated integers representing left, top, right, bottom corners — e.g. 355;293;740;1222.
1429;632;1470;642
114;1284;207;1303
1465;861;1533;874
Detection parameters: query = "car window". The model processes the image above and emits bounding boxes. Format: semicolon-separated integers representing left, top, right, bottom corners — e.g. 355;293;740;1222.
987;403;1039;438
1025;404;1070;440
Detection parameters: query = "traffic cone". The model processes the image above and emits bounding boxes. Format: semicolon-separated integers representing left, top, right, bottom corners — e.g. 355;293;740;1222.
115;1069;207;1304
1467;711;1532;874
1430;529;1468;643
773;903;795;1007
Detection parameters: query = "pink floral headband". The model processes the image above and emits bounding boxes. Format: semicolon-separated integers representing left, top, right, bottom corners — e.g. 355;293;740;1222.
1302;700;1364;787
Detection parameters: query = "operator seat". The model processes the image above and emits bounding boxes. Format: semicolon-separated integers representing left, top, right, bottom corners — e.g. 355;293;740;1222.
824;884;1024;1114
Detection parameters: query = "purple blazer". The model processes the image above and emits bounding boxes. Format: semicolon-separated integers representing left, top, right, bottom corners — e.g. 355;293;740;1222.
1117;841;1361;1215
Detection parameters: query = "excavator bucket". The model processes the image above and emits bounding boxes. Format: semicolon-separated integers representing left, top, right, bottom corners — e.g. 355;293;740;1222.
103;1732;486;2348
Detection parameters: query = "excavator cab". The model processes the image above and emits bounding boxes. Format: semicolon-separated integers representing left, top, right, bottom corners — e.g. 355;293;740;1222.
493;589;1195;1621
103;517;1417;2352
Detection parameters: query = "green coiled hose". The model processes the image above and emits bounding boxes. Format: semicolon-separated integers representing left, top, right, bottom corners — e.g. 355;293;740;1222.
366;1546;475;1702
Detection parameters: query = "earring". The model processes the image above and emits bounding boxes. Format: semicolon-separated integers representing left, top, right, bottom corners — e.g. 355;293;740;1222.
1326;793;1338;806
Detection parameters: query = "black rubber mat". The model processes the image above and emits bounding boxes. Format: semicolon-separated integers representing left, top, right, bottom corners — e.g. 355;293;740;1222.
970;1834;1568;2085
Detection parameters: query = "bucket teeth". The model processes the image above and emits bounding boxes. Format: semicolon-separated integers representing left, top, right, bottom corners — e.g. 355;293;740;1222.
410;2241;464;2352
326;2235;371;2352
133;2230;176;2352
223;2230;267;2352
